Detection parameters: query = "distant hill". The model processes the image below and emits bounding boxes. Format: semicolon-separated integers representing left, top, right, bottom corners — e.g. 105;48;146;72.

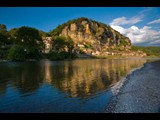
49;17;146;57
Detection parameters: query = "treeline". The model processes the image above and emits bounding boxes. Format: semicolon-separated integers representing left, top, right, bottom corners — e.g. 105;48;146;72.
0;24;76;61
47;36;76;60
131;46;160;56
0;24;45;61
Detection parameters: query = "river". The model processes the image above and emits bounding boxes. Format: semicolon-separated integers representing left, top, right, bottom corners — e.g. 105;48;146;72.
0;58;152;112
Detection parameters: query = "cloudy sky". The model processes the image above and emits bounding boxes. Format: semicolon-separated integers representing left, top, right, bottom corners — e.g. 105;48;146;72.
0;7;159;46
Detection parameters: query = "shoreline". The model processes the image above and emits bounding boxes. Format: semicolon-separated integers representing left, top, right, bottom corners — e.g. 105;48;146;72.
105;60;160;113
0;56;160;63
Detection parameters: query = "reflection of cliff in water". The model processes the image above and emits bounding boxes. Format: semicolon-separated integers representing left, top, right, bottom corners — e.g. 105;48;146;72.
45;59;147;98
0;59;148;98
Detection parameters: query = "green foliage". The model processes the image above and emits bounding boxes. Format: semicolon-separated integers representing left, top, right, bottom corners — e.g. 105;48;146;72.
0;24;7;35
84;43;92;49
0;24;7;30
48;51;76;60
98;22;108;29
0;33;8;46
0;25;44;60
7;45;26;61
25;47;42;60
52;36;66;52
48;51;59;60
0;50;7;59
15;26;42;45
49;17;90;36
52;36;74;53
8;28;19;39
120;40;128;46
66;36;74;54
14;26;44;59
39;30;47;37
49;36;76;60
50;24;65;36
131;46;160;56
0;24;13;59
0;24;11;44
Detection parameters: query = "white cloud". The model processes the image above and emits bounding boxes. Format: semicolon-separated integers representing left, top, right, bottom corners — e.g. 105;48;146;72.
148;19;160;24
109;8;160;46
111;25;160;46
110;7;156;26
110;16;143;26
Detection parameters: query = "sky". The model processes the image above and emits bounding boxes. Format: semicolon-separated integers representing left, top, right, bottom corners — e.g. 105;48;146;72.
0;7;160;46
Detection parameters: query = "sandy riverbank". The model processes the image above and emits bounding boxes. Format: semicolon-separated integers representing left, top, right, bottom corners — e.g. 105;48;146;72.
105;60;160;113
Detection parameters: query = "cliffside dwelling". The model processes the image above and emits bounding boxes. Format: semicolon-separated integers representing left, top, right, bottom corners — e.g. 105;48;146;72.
42;37;52;53
42;37;147;57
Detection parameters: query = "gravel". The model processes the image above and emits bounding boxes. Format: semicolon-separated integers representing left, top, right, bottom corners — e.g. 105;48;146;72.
105;60;160;113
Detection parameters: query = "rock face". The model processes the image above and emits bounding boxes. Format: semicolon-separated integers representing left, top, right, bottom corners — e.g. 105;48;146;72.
42;37;52;53
50;17;146;57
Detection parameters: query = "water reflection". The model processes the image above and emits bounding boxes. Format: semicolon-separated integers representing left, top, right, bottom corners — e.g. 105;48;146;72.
0;62;44;94
46;59;148;98
0;59;148;98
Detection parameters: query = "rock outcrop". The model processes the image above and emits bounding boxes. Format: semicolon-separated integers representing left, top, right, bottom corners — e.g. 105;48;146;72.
49;17;146;57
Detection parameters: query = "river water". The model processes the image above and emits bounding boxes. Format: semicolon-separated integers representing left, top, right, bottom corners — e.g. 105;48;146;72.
0;58;151;112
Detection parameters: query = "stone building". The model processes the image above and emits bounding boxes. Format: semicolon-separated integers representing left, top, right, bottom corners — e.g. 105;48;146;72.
42;37;52;53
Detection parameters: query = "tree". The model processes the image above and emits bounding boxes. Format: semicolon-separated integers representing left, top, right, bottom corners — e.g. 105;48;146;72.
0;33;7;46
0;33;8;59
0;24;7;34
8;28;19;39
0;24;13;59
39;30;47;37
7;45;26;61
52;36;66;53
66;36;74;55
14;26;45;59
48;36;76;60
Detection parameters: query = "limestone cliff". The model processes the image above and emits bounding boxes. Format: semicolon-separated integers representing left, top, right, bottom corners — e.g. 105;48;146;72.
50;17;146;57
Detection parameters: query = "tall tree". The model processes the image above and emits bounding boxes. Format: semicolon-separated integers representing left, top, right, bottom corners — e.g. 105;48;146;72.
66;36;74;55
0;24;7;34
8;28;19;39
52;36;66;53
0;24;12;59
0;33;7;46
14;26;45;59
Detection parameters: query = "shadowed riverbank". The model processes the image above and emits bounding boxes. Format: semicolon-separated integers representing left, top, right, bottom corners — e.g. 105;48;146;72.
106;60;160;113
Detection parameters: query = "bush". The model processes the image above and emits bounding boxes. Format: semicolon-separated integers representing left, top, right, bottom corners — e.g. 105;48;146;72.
0;47;10;59
48;51;76;60
7;45;26;61
25;48;42;60
0;49;7;59
47;51;67;60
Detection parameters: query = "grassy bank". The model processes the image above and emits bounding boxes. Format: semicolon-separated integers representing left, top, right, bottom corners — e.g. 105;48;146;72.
91;55;160;59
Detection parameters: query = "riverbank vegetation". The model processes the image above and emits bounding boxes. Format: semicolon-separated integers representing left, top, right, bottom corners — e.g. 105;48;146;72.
0;23;160;61
131;46;160;57
0;24;77;61
47;36;76;60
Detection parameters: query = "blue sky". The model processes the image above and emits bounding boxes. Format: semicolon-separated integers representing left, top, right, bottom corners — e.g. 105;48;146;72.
0;7;160;46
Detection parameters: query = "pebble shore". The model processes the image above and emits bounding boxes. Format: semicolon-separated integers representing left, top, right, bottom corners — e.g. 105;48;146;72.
105;60;160;113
